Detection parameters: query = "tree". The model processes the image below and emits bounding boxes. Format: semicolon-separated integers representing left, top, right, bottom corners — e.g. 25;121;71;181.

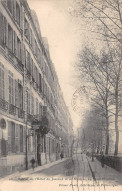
72;0;122;155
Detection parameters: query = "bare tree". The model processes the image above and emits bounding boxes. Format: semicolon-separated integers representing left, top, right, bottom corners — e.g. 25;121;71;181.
72;0;122;155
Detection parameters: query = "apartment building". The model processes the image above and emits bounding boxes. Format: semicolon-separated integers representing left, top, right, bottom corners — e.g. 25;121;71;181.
0;0;73;177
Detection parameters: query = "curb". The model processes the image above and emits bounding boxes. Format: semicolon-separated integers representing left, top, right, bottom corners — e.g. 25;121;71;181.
0;158;69;180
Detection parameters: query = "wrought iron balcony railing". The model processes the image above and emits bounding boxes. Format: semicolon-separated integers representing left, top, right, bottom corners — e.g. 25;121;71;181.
18;108;25;119
0;97;8;111
16;58;24;72
9;104;16;115
27;113;34;123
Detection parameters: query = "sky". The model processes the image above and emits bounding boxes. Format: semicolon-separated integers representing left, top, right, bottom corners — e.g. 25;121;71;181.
27;0;86;132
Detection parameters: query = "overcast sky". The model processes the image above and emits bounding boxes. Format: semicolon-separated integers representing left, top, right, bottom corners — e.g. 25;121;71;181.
27;0;86;132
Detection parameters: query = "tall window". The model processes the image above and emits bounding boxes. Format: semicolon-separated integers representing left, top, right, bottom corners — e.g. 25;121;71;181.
39;73;42;92
8;24;13;52
24;18;30;41
31;95;34;115
16;124;20;152
17;37;21;60
36;98;39;115
7;0;13;14
16;2;20;25
9;72;14;105
0;63;4;99
0;12;5;47
11;122;15;153
26;50;31;72
27;91;30;114
20;125;23;152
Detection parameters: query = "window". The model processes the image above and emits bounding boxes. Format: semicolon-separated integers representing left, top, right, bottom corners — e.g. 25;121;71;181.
31;95;34;115
11;122;15;153
0;63;4;99
24;18;30;41
36;98;39;115
7;0;13;14
39;103;43;117
0;12;5;47
39;73;42;92
20;125;23;152
15;81;23;108
26;50;31;72
16;2;20;25
27;91;30;114
8;24;13;52
16;124;20;152
17;37;21;60
9;72;14;105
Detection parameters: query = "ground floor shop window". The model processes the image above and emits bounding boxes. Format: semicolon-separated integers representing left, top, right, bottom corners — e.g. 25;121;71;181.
8;121;25;154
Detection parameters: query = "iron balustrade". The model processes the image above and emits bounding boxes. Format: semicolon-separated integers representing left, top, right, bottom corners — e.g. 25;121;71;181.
27;113;34;122
0;98;8;111
9;104;16;115
16;58;24;72
26;69;31;80
18;108;25;119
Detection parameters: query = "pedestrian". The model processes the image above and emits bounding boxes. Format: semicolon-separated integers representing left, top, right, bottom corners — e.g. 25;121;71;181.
101;154;105;168
30;157;36;170
60;153;63;160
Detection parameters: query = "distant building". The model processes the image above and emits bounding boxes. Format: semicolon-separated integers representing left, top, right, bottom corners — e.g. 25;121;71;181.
0;0;73;177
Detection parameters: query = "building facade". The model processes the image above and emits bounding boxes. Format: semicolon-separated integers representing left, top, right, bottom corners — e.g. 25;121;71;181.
0;0;73;177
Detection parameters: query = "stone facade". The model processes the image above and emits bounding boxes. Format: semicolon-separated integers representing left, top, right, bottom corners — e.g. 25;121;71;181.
0;0;73;177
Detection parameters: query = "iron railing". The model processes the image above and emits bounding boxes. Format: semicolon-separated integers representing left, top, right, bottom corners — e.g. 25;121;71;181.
18;108;25;119
0;98;8;111
9;104;16;115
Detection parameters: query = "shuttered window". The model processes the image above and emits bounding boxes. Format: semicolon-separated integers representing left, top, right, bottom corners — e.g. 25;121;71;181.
20;125;23;152
31;94;34;115
17;37;21;60
16;124;20;152
0;11;6;47
0;63;4;99
11;122;15;153
8;24;13;52
24;18;30;41
36;98;39;115
8;121;12;153
27;91;30;114
9;72;14;105
16;2;20;26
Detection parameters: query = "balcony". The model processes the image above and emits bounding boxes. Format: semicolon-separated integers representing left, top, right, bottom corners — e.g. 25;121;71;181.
16;58;24;72
26;69;31;80
27;113;34;123
9;104;16;115
18;108;25;119
0;98;8;111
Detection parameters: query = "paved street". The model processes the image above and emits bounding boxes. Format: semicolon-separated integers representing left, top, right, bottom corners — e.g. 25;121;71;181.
0;154;121;191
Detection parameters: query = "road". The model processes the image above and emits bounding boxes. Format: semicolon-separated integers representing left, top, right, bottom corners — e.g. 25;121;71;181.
0;154;121;191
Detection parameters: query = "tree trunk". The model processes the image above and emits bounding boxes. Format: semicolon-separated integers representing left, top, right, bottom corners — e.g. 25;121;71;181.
105;108;109;155
114;82;119;156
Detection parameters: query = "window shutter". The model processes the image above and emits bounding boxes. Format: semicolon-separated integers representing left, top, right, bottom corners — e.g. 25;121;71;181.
23;126;26;153
0;12;4;46
20;125;23;152
15;80;19;107
15;124;20;153
8;121;12;153
14;31;17;56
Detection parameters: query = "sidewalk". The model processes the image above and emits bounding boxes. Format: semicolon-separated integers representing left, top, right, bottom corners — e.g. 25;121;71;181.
87;156;122;186
0;158;68;181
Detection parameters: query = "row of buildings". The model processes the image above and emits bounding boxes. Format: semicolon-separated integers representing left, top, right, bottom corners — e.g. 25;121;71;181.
0;0;73;176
